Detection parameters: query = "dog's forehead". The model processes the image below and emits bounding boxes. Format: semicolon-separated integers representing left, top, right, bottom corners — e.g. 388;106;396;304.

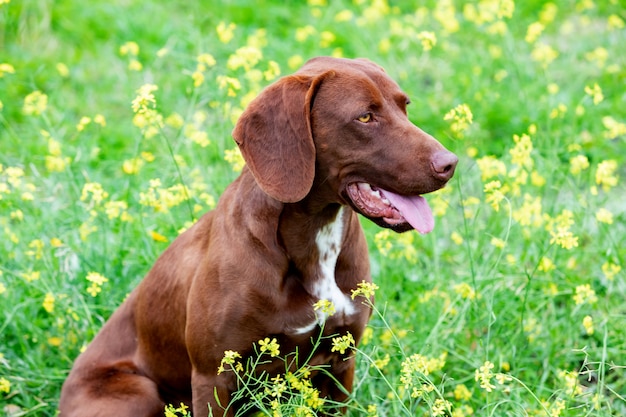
301;57;407;104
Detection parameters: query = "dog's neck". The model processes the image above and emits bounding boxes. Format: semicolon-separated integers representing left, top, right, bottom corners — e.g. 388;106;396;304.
278;201;356;331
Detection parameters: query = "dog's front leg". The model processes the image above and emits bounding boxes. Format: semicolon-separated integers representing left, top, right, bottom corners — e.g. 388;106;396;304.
191;370;234;417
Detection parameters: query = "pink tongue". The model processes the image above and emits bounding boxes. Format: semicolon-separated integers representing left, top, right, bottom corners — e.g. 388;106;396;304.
383;190;434;234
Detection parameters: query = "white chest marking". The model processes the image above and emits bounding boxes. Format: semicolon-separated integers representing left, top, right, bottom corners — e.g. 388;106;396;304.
293;207;355;334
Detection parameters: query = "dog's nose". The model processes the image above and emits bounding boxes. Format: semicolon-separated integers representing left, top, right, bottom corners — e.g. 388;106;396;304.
431;150;458;182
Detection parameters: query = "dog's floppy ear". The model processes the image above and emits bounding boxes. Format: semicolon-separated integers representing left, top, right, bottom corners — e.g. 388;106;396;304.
232;73;327;203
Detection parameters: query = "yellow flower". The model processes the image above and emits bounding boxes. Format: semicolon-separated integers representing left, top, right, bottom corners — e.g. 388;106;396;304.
227;46;262;71
602;117;626;140
56;62;70;77
582;315;594;335
451;231;464;245
23;90;48;115
150;230;168;243
0;63;15;77
584;83;603;105
569;155;589;175
595;208;613;224
42;293;55;313
217;350;242;374
484;180;505;211
444;103;473;137
76;116;92;131
510;133;533;168
350;281;379;300
454;383;472;401
476;156;507;181
86;272;108;296
490;236;506;249
454;282;477;300
263;60;281;81
80;182;109;206
513;194;543;227
122;158;145;175
258;337;280;357
531;43;558;68
538;257;556;273
545;209;578;250
0;283;6;295
0;377;10;394
416;31;437;51
131;84;158;114
216;22;236;43
331;332;355;355
573;284;597;305
601;262;621;281
21;271;41;282
128;59;142;71
525;22;544;43
585;47;608;68
334;9;353;22
607;14;625;30
474;360;496;392
431;398;452;416
595;160;618;191
313;299;336;316
119;41;139;56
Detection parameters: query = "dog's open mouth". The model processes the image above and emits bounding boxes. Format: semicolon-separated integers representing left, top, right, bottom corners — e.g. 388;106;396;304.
346;182;434;234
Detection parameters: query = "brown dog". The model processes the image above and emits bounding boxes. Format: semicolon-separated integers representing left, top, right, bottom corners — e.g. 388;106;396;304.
58;57;457;416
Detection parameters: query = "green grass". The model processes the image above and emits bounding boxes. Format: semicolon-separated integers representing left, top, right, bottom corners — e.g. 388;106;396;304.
1;0;625;415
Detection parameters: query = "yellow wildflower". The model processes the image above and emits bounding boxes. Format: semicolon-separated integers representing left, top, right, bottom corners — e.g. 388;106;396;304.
582;315;594;335
0;377;10;394
584;83;603;105
454;283;477;300
119;41;139;56
23;90;48;115
602;116;626;140
313;299;336;316
258;337;280;357
444;103;473;137
484;180;505;211
416;31;437;51
476;156;507;181
607;14;625;30
569;155;589;175
331;332;355;355
531;43;558;68
334;9;353;22
150;230;168;243
595;160;618;191
525;22;544;43
602;262;621;281
595;208;613;225
510;133;533;168
573;284;597;305
351;281;379;300
0;63;15;77
474;360;496;392
216;22;236;43
42;293;55;313
56;62;70;77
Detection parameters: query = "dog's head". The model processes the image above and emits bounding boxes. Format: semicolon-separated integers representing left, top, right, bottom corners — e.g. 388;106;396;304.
232;56;457;234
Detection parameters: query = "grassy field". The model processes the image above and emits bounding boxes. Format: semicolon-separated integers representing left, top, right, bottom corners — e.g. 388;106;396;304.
1;0;625;415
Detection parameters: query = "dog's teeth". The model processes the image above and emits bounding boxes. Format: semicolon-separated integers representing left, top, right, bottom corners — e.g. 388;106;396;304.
382;198;390;205
359;183;372;192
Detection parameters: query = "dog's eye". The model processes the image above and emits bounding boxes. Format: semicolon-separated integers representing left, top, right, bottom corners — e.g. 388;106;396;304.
357;113;372;123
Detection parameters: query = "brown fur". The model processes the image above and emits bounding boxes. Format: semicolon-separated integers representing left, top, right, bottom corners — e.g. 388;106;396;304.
59;57;457;417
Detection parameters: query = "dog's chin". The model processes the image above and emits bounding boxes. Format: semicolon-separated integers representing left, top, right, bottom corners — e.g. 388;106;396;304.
343;182;434;234
368;216;414;233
